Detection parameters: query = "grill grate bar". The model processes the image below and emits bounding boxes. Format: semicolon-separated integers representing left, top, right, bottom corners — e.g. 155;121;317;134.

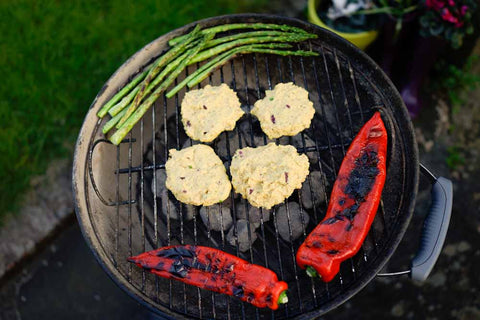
252;54;277;319
241;56;261;264
276;56;303;312
114;143;350;174
321;46;347;156
230;58;247;320
284;200;304;312
205;204;217;318
198;72;216;320
289;54;318;307
186;64;204;318
218;65;234;320
127;132;133;281
115;145;120;268
333;50;354;139
140;117;146;291
310;50;336;300
243;55;268;320
347;59;364;123
209;70;233;320
173;77;188;314
264;56;289;318
333;49;360;280
160;94;172;308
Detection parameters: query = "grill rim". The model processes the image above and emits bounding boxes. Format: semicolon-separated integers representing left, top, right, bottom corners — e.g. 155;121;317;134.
72;13;419;319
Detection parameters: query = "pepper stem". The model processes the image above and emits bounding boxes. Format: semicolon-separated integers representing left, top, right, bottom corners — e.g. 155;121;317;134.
277;291;288;305
306;266;319;278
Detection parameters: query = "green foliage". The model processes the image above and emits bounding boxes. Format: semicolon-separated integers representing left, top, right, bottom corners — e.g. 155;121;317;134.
432;55;480;110
0;0;266;222
446;146;465;170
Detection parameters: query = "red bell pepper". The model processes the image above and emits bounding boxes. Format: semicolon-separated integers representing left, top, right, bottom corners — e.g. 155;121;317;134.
128;245;288;310
296;112;387;282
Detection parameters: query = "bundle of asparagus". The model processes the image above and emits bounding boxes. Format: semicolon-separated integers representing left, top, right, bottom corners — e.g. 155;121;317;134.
97;23;319;145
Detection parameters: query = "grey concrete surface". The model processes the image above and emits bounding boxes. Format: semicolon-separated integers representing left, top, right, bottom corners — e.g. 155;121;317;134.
0;223;161;320
0;159;74;279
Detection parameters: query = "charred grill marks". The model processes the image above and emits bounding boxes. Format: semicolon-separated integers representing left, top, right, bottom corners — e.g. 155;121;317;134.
344;149;379;201
320;150;379;229
157;246;196;259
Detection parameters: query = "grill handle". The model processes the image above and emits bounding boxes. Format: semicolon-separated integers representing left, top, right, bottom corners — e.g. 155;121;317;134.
377;164;453;281
410;166;453;281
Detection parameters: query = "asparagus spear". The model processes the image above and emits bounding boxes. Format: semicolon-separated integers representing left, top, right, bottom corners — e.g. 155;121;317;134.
109;35;212;145
186;47;318;89
189;33;316;64
165;43;292;98
96;69;148;118
203;30;295;49
132;40;202;102
115;48;195;128
168;23;311;46
107;33;305;120
116;38;207;126
131;25;202;110
103;108;127;134
107;31;316;121
108;86;140;117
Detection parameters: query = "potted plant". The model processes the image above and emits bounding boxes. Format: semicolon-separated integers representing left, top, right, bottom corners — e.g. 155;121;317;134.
307;0;419;50
308;0;380;50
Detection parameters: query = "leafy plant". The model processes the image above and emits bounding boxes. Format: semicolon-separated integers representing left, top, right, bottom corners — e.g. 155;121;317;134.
446;146;465;170
319;0;418;33
432;55;480;110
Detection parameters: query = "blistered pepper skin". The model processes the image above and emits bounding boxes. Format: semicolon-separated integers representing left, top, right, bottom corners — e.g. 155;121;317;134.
296;112;387;282
128;245;288;310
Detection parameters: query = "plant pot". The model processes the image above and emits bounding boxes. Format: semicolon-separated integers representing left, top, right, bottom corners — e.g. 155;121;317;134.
308;0;379;50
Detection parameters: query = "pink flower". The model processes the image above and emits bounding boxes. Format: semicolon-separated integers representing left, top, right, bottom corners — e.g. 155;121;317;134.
426;0;445;10
460;5;468;15
448;0;455;6
441;8;459;24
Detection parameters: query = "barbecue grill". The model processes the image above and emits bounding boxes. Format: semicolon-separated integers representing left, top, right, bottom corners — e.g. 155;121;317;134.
73;14;453;319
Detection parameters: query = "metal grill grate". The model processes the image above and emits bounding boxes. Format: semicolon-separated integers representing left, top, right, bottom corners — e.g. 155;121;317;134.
76;15;418;320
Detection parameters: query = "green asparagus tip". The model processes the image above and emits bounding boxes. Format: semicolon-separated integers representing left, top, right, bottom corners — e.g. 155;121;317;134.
277;291;288;305
306;266;319;278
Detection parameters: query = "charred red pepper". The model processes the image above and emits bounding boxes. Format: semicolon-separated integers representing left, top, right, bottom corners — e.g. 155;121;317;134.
296;112;387;282
128;245;288;310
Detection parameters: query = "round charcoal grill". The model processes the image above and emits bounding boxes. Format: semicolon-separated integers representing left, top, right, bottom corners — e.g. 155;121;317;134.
73;14;452;319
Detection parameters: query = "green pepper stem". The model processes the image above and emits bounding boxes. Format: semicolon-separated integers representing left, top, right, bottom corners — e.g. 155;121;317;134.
277;291;288;305
306;266;319;278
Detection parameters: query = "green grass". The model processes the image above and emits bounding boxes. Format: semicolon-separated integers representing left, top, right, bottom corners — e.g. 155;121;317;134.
0;0;266;222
